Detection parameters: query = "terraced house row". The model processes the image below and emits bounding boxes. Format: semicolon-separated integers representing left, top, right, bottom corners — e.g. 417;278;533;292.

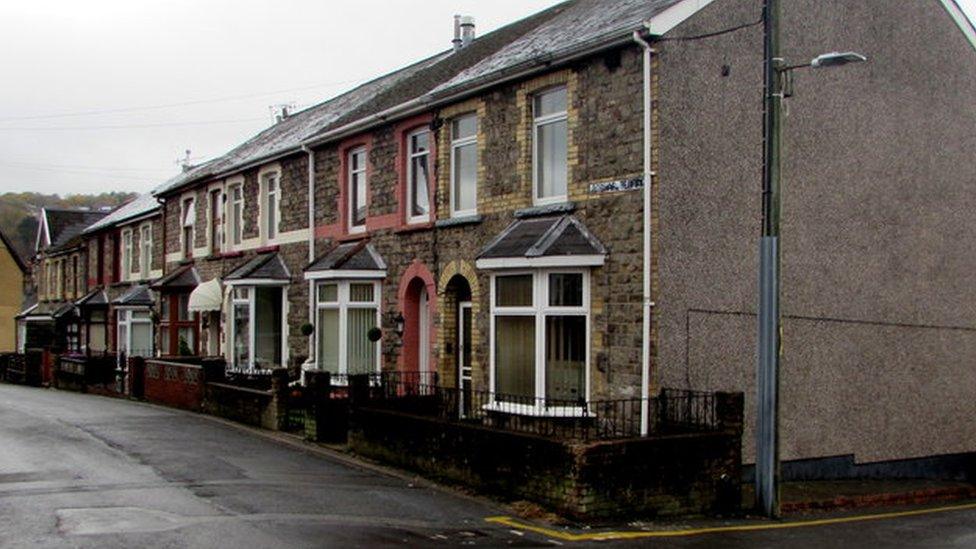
15;0;976;497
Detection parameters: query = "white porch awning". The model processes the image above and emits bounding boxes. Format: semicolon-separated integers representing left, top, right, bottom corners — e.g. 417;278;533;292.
188;278;222;312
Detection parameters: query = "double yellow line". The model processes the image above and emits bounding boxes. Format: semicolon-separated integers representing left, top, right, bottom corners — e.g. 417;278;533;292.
485;501;976;542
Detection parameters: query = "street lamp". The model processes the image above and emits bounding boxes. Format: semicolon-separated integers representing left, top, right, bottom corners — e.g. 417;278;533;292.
755;0;866;519
810;51;868;68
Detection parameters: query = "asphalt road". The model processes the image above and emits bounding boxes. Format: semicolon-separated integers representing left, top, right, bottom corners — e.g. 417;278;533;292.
2;383;975;548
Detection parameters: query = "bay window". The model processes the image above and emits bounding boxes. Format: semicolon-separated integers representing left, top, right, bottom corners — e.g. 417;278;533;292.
532;86;568;205
117;309;153;358
229;286;284;370
491;271;588;410
407;129;430;223
450;114;478;217
314;280;380;376
159;293;199;356
348;147;367;233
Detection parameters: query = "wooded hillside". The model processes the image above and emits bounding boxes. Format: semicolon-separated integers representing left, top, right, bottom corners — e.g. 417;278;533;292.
0;192;137;263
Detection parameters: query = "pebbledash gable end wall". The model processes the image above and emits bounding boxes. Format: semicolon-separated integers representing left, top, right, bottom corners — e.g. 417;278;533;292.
162;152;311;368
311;46;648;400
656;0;976;468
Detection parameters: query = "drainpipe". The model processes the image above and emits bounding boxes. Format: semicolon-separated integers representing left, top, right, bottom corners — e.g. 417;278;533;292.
302;145;315;379
633;27;656;436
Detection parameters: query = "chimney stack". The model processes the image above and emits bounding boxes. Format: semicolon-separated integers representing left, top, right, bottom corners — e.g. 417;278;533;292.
275;105;290;123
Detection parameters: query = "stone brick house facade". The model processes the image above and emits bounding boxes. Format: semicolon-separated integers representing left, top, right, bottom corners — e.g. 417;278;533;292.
18;207;108;353
79;193;163;359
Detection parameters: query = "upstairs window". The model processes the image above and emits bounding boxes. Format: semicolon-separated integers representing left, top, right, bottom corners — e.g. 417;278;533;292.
262;172;280;240
407;129;430;223
348;147;367;233
227;183;243;248
121;230;134;280
532;86;568;205
209;188;223;254
450;114;478;217
181;197;195;259
139;223;152;275
71;255;79;296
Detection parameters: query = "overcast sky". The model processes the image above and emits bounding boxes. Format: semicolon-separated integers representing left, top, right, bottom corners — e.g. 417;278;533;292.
0;0;973;197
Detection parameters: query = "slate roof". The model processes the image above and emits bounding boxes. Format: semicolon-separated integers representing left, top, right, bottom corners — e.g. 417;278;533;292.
43;208;110;252
153;53;449;197
75;288;109;307
19;300;77;320
225;253;291;281
83;193;160;234
154;1;576;196
151;265;200;289
306;242;386;273
431;0;681;97
478;215;606;259
113;284;154;307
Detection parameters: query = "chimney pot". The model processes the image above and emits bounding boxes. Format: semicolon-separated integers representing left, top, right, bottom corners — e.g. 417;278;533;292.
452;14;463;51
460;16;475;47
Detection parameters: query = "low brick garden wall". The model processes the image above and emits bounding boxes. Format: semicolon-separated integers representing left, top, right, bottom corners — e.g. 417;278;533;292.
348;392;744;520
143;359;205;411
201;369;290;431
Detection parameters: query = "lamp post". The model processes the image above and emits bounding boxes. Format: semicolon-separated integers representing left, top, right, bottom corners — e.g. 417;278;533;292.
756;0;866;518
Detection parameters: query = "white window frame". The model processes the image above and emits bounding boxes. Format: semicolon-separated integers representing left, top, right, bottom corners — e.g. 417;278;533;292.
121;229;134;281
227;180;244;250
488;269;590;416
260;169;281;242
181;196;196;258
117;307;154;357
347;147;367;234
531;85;569;207
314;280;382;376
450;114;478;218
139;222;152;277
406;128;431;225
227;283;287;370
207;186;224;255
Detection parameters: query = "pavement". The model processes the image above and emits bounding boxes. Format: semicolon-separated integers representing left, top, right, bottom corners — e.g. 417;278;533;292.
2;382;976;548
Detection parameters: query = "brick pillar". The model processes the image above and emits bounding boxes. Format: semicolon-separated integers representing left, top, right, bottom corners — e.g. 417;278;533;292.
128;357;145;398
304;370;331;441
715;392;744;434
349;374;370;407
270;368;290;431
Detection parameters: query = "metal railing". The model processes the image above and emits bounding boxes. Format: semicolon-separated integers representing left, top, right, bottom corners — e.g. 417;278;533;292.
332;372;721;441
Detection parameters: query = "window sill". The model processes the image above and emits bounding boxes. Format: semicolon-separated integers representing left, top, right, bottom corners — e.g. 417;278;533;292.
254;244;280;254
219;250;245;259
178;258;195;266
435;214;483;228
394;221;434;234
481;401;591;418
514;201;576;219
335;232;370;243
